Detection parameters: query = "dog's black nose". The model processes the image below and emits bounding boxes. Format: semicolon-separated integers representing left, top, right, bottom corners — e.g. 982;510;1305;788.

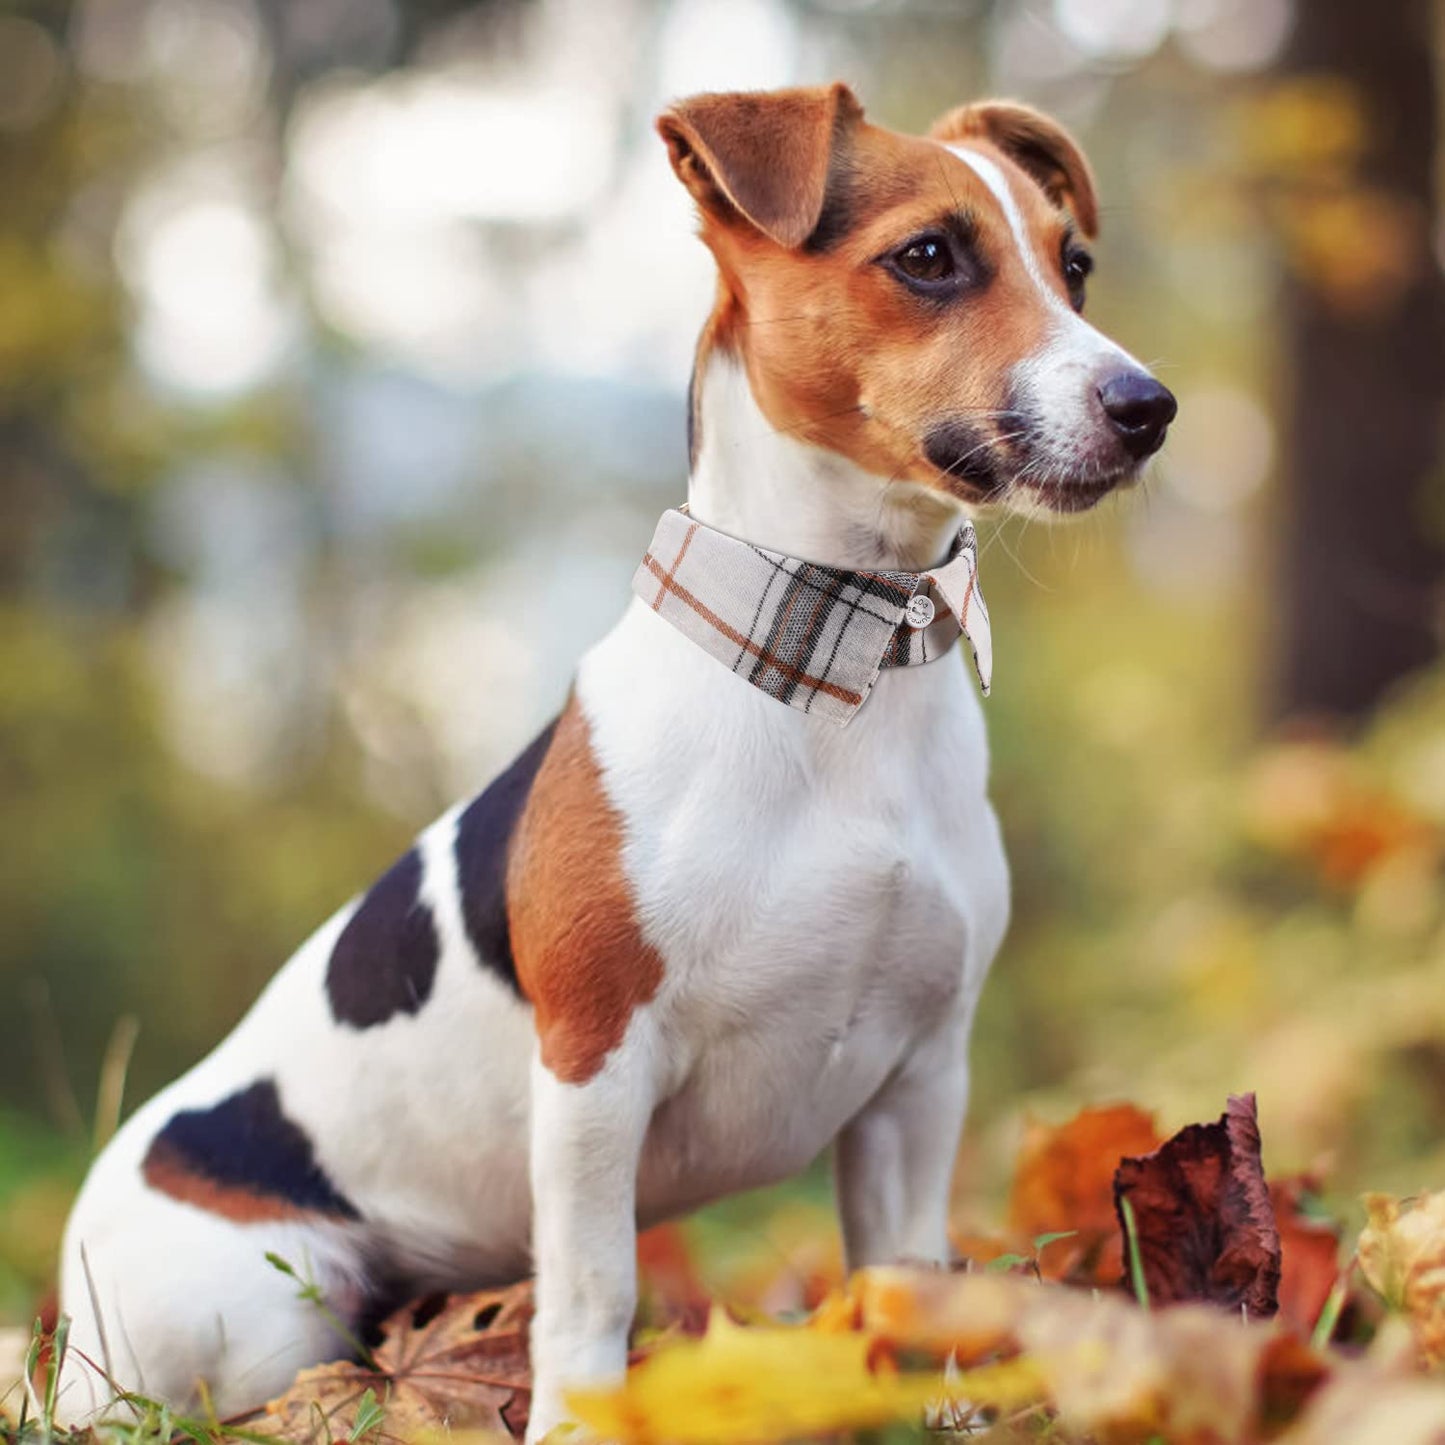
1098;373;1177;458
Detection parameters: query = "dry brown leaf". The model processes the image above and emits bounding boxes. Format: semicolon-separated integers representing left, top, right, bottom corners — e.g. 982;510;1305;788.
1010;1103;1162;1283
1114;1093;1281;1317
1358;1190;1445;1367
251;1282;532;1443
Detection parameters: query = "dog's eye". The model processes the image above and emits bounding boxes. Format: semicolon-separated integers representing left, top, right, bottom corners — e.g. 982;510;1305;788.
1063;247;1093;309
893;236;955;285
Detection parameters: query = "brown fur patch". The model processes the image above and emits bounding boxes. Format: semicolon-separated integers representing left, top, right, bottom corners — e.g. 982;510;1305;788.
507;701;663;1085
665;94;1086;502
142;1139;309;1224
702;117;1063;485
657;84;862;249
930;100;1099;239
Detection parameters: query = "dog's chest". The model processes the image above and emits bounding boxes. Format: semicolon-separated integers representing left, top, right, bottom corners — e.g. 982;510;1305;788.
581;603;1008;1204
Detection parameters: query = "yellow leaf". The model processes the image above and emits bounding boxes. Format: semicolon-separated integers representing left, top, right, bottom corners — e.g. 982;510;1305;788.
566;1305;1042;1445
802;1285;858;1334
1358;1191;1445;1366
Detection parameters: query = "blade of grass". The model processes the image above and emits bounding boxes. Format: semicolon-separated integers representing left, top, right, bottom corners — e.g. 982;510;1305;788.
1119;1195;1150;1311
80;1246;115;1393
1311;1275;1350;1350
265;1252;379;1371
43;1314;70;1436
92;1016;140;1155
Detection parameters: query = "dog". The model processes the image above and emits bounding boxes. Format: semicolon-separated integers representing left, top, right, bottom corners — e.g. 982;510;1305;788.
59;83;1174;1441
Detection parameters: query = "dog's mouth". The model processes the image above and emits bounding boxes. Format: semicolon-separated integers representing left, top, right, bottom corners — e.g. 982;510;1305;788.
1009;467;1135;513
924;421;1137;514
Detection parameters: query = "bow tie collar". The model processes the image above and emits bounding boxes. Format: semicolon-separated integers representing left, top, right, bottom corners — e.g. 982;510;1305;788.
632;508;992;726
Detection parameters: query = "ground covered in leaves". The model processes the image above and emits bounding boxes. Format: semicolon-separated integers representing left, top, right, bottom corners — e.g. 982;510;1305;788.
10;1092;1445;1445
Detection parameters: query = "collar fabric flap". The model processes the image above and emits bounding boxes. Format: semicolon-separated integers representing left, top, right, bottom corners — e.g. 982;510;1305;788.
927;520;992;697
632;508;992;725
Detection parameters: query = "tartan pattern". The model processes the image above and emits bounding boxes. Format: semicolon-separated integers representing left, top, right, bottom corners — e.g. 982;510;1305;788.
632;508;992;726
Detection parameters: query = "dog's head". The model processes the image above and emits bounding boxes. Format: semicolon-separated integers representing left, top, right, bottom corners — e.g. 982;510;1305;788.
658;83;1175;515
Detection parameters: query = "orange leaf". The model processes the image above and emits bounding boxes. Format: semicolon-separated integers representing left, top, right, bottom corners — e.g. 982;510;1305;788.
637;1222;710;1331
1272;1177;1343;1336
854;1267;1027;1362
1009;1102;1161;1283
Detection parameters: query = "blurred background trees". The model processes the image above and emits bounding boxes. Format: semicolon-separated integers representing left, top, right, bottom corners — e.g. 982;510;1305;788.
1275;0;1445;720
2;0;1444;1321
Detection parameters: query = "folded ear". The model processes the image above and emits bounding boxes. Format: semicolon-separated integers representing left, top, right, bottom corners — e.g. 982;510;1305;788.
930;99;1098;238
656;83;863;249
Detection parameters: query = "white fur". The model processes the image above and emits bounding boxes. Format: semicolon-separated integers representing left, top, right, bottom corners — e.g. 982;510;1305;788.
946;143;1148;498
946;145;1074;322
59;357;1010;1441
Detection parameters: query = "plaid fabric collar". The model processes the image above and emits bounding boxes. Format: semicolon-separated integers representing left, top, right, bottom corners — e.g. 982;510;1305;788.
632;507;992;726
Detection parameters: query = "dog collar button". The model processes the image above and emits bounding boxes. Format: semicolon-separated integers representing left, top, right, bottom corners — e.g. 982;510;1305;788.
904;594;936;629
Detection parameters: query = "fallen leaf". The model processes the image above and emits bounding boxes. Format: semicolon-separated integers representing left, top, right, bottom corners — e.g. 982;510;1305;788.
1020;1290;1285;1445
1358;1190;1445;1366
860;1266;1327;1444
1272;1177;1343;1336
566;1304;1041;1445
1114;1092;1281;1317
1010;1103;1162;1283
1259;1333;1335;1429
1274;1362;1445;1444
636;1222;710;1333
252;1282;532;1443
950;1228;1019;1269
854;1266;1029;1362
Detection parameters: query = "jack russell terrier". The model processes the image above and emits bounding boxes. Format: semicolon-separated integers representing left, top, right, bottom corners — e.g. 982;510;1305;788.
60;83;1175;1440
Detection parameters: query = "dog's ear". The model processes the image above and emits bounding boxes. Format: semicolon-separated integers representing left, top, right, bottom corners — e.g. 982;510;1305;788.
930;100;1098;239
657;83;863;249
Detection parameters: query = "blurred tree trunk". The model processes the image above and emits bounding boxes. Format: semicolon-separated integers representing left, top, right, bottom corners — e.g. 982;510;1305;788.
1275;0;1445;721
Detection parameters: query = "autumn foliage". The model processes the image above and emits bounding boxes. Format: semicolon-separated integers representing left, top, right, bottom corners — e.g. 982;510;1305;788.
139;1092;1445;1445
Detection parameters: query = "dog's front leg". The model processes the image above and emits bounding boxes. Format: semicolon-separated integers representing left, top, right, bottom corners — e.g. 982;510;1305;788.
834;1014;971;1270
526;1037;654;1444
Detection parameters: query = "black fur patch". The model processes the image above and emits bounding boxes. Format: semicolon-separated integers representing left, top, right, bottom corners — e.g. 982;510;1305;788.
455;719;558;992
924;418;1013;495
143;1078;360;1221
326;847;439;1028
803;147;860;254
803;185;855;253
